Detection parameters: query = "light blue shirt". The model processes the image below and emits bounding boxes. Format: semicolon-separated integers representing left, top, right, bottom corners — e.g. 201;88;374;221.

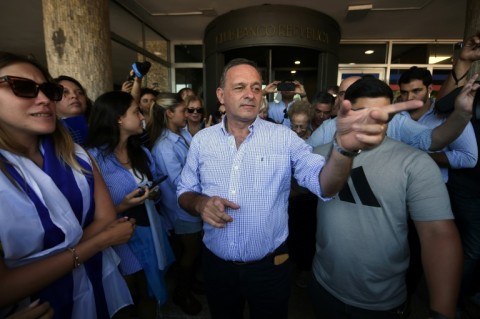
402;103;478;182
307;113;433;151
268;100;294;128
88;146;161;275
177;117;327;262
151;129;201;230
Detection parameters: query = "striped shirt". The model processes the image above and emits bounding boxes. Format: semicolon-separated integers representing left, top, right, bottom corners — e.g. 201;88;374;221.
177;117;327;262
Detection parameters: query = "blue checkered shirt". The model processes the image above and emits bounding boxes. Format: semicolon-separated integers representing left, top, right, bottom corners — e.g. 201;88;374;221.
177;117;327;262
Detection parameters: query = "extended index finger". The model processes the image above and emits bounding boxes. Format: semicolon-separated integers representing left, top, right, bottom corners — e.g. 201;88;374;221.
382;99;423;115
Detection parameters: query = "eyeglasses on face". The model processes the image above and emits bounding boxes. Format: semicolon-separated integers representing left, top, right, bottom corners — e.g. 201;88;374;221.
291;124;308;131
186;107;204;114
0;76;64;101
215;110;226;117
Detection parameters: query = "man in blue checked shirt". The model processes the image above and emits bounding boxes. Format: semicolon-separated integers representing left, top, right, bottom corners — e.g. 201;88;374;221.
177;58;422;319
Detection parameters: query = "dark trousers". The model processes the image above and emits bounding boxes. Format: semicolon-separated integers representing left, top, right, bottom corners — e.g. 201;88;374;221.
308;275;407;319
202;243;293;319
287;192;317;270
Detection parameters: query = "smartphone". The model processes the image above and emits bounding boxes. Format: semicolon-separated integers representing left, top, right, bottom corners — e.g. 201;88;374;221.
133;176;168;198
277;82;296;91
149;175;168;190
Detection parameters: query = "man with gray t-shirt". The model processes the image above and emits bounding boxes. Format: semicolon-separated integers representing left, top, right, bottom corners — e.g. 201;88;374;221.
309;77;465;319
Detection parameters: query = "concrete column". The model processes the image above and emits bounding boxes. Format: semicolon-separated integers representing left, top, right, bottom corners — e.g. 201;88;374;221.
42;0;112;99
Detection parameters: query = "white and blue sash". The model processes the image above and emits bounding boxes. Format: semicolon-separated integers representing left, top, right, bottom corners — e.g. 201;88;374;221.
0;137;132;318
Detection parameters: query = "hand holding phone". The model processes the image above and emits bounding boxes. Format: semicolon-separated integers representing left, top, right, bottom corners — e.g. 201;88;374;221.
277;82;296;91
133;176;167;198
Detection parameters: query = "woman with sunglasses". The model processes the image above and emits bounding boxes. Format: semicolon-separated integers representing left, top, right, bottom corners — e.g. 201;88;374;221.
183;95;212;138
85;91;174;319
0;52;135;318
147;99;203;315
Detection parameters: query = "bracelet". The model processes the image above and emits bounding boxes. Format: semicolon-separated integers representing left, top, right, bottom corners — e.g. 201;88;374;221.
333;137;361;157
68;247;81;269
451;68;469;86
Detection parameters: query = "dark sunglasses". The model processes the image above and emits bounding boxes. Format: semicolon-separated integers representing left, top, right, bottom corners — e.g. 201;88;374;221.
215;110;226;117
186;108;204;114
0;75;64;101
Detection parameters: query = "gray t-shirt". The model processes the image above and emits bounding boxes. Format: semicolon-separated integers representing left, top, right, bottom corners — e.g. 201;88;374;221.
312;137;453;311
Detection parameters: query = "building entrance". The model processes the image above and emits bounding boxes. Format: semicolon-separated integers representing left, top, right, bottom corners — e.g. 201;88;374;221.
203;4;341;109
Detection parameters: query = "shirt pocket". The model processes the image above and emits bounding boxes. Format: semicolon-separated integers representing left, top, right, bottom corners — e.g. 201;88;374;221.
252;154;290;191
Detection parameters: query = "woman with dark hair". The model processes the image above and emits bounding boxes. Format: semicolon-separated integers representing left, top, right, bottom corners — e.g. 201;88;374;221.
147;98;203;315
54;75;92;144
86;91;174;319
0;52;135;318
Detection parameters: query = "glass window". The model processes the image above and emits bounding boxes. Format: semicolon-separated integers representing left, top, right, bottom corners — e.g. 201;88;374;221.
109;2;143;46
145;27;168;60
174;45;203;63
391;43;454;65
175;68;203;97
144;58;170;92
111;41;140;88
339;43;387;64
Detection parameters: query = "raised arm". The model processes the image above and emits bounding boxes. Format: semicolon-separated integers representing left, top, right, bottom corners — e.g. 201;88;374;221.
430;121;478;169
319;99;422;197
437;32;480;100
429;74;479;151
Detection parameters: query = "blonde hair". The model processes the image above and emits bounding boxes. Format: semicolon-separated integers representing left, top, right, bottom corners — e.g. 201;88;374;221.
146;93;184;149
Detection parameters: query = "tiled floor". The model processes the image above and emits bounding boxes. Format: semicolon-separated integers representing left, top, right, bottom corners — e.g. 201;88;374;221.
157;268;480;319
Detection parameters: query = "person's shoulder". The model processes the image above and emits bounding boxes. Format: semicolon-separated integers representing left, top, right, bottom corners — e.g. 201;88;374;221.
257;117;291;132
382;137;432;160
85;146;101;157
312;141;332;155
321;118;337;128
190;122;223;142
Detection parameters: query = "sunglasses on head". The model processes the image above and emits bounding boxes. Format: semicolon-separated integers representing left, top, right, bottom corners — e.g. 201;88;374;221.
0;75;64;101
186;107;204;114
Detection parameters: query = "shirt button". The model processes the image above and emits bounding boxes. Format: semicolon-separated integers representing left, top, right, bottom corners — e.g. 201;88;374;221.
231;189;236;194
234;165;239;170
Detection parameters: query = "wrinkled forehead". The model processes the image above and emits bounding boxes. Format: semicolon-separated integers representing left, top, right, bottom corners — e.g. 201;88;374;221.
226;64;262;84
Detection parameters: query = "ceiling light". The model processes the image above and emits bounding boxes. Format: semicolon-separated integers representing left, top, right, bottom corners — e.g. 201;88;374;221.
346;4;372;20
364;50;374;55
290;70;297;74
294;61;301;65
151;8;217;16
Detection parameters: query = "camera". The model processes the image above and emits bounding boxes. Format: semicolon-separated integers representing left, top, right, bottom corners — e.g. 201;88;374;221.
127;61;152;81
277;82;296;91
435;81;480;121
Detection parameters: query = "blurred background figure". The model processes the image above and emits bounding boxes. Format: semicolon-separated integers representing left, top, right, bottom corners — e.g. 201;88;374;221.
54;75;91;145
310;92;334;131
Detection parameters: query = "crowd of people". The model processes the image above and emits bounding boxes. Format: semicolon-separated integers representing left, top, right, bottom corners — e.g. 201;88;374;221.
0;31;479;319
